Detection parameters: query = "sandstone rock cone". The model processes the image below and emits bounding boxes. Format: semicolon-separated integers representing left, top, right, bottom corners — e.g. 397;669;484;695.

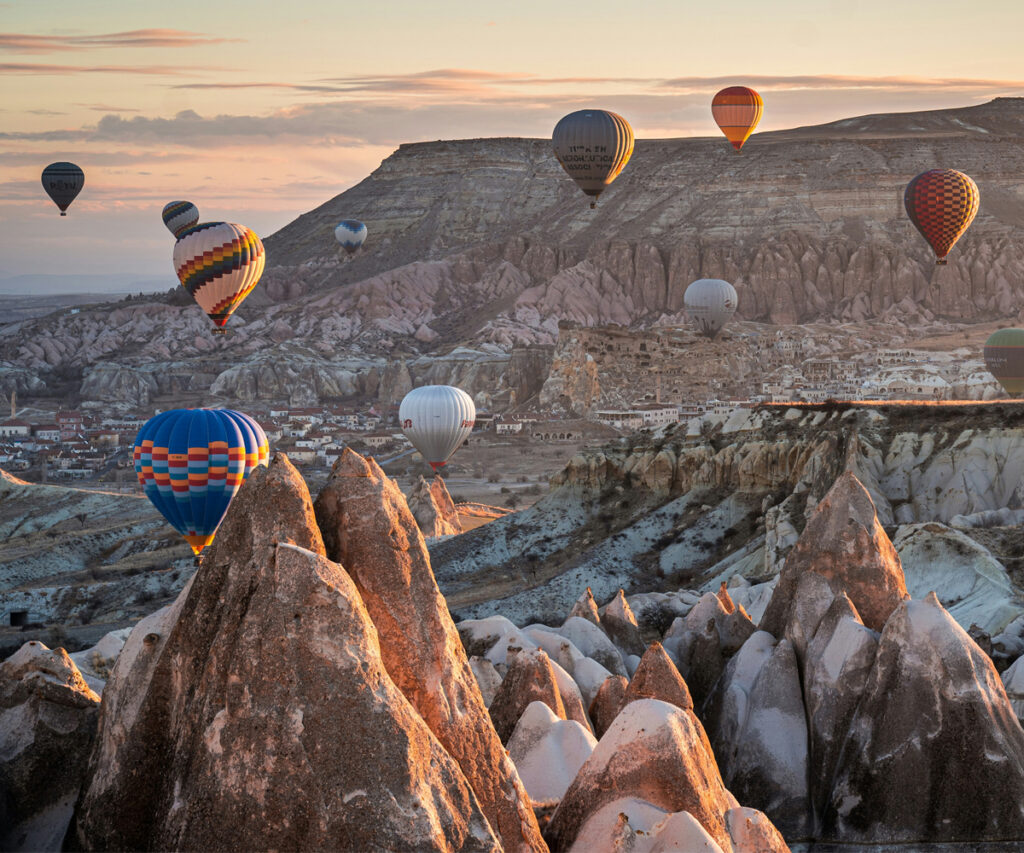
314;449;544;852
75;455;502;852
567;587;601;626
826;593;1024;844
760;471;908;637
489;648;570;744
1;641;99;852
408;474;463;538
622;642;693;712
602;589;646;657
588;674;629;739
545;698;787;852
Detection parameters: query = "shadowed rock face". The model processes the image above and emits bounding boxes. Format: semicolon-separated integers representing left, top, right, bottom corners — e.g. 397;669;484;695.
408;475;463;538
588;675;629;740
74;455;502;852
488;649;569;745
313;449;544;853
0;642;99;853
826;593;1024;844
760;471;908;637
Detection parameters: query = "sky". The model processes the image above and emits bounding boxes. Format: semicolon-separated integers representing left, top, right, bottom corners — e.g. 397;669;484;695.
3;0;1024;284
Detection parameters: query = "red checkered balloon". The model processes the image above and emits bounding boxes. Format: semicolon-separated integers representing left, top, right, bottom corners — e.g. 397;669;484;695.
904;169;979;264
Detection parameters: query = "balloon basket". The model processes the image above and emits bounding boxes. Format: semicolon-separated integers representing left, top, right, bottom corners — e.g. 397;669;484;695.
936;259;948;266
60;212;66;217
212;328;228;336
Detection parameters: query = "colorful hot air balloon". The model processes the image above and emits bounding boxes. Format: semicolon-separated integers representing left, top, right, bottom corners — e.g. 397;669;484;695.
552;109;634;208
684;278;738;339
162;200;199;238
172;221;265;332
335;220;367;255
133;408;269;555
41;162;84;215
712;87;763;152
399;385;475;471
904;169;980;264
984;328;1024;397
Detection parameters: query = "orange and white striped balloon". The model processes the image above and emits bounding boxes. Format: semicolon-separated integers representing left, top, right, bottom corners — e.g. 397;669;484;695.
712;86;763;152
172;222;265;331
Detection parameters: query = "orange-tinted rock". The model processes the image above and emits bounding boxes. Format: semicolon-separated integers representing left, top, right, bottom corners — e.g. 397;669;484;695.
760;472;908;637
314;449;544;852
622;642;693;712
75;455;501;852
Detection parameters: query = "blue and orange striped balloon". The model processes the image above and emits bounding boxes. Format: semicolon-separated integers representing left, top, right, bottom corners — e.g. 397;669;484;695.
133;409;269;555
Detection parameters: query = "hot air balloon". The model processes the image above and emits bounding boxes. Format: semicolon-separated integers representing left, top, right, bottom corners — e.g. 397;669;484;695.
904;169;979;264
684;278;738;339
552;110;634;208
984;328;1024;397
711;87;763;152
41;162;84;215
162;200;199;238
399;385;475;471
133;408;269;555
172;221;265;332
335;220;367;255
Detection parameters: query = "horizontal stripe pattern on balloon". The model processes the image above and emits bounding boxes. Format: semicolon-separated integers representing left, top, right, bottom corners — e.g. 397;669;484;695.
172;221;265;328
712;87;763;151
162;200;200;238
133;408;269;554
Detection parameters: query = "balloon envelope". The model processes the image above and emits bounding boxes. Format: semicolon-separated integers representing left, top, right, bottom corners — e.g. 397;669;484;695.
984;328;1024;396
133;408;269;554
399;385;476;471
904;169;979;264
335;220;367;255
711;87;763;152
684;279;738;339
173;221;266;329
162;200;200;238
552;110;634;207
41;162;84;215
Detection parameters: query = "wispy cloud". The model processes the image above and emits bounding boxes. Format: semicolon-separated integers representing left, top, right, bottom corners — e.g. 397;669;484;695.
659;74;1024;93
0;29;242;53
0;62;230;76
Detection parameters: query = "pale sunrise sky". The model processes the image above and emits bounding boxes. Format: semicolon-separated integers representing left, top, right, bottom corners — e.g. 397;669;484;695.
3;0;1024;282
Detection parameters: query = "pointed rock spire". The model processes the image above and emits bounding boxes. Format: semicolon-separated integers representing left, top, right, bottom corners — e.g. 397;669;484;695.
76;455;501;851
760;471;908;637
314;448;544;852
568;587;602;626
825;592;1024;844
622;642;693;712
603;589;646;657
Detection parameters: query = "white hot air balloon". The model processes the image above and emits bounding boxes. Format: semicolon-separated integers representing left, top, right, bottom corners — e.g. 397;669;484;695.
683;278;738;339
399;385;476;471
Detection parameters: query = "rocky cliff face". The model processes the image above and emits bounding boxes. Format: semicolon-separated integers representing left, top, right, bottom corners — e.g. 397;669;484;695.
7;99;1024;406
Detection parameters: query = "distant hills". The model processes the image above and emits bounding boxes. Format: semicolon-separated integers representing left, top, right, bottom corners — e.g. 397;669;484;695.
0;273;175;297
